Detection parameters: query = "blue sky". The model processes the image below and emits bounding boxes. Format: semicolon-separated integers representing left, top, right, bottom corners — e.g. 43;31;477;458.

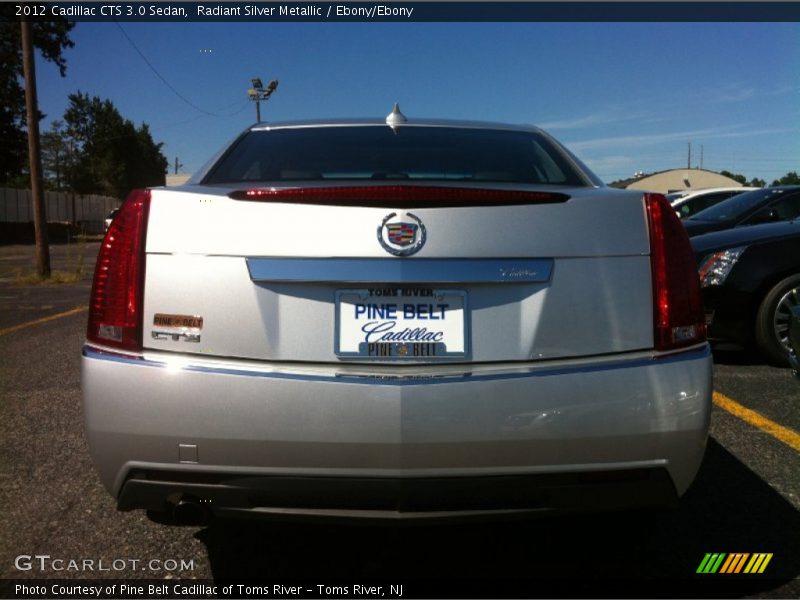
34;20;800;184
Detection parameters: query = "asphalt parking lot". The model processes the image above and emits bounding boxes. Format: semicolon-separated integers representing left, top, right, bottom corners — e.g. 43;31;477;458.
0;242;798;598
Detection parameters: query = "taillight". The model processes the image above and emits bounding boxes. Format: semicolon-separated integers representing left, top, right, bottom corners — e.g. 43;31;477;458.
87;189;150;352
228;186;570;207
645;193;706;351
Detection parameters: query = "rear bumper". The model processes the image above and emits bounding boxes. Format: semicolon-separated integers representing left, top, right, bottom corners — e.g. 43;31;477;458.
82;344;712;519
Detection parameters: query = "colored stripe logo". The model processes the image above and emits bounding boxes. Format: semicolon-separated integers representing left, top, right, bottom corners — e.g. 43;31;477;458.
697;553;773;574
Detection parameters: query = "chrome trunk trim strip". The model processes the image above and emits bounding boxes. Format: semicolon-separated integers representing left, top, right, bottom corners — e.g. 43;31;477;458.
245;257;554;284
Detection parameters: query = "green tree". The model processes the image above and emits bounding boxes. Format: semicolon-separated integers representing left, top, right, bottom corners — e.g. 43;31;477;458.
0;8;74;184
771;171;800;186
63;92;166;197
40;120;71;190
719;170;747;185
131;123;169;190
748;177;766;188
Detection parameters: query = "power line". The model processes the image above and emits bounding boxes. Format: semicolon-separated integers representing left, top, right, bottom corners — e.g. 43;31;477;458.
154;101;251;130
708;157;799;164
114;22;246;118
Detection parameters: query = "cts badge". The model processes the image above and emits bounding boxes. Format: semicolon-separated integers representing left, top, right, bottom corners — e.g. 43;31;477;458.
378;212;426;256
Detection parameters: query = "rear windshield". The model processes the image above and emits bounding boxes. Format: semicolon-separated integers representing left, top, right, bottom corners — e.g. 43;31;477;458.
689;188;783;222
203;126;588;186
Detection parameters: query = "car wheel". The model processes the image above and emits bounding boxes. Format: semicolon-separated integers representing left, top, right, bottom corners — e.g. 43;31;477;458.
754;273;800;367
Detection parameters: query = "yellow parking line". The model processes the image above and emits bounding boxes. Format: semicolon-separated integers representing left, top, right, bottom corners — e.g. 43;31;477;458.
713;390;800;452
0;305;88;337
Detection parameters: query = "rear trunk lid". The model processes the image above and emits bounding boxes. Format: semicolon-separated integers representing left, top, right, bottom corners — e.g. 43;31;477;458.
141;184;653;363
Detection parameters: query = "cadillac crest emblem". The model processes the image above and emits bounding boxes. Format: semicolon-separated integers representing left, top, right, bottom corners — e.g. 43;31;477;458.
378;212;426;256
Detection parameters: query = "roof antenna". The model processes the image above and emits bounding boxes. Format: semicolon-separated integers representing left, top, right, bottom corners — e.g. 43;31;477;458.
385;103;407;130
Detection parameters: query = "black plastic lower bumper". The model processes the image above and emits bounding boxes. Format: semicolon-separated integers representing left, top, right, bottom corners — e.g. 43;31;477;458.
119;468;679;521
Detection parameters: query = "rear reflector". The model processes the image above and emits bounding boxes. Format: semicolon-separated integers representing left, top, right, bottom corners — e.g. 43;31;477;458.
228;186;569;207
87;189;150;352
645;193;706;351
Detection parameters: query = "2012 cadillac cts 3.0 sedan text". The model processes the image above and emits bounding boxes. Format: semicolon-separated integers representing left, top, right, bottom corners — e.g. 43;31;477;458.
82;107;713;522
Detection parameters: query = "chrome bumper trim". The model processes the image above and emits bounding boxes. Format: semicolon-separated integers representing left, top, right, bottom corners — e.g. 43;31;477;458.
82;344;711;387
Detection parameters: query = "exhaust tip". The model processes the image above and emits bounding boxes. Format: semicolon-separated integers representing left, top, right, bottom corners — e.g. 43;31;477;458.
170;496;210;526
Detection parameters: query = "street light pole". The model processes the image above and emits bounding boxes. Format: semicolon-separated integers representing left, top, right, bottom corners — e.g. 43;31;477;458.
248;78;279;123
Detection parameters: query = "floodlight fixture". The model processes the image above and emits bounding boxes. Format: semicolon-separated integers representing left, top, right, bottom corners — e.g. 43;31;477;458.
248;76;279;123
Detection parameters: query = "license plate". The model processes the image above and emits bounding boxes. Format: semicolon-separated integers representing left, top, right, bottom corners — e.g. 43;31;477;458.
335;288;468;359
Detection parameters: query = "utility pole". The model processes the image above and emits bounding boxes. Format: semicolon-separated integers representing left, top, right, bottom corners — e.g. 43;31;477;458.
700;145;704;170
687;142;692;169
174;157;183;174
21;19;50;278
248;78;279;123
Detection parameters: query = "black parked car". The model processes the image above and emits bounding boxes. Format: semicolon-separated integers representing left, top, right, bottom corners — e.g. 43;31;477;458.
683;186;800;237
692;219;800;366
790;304;800;378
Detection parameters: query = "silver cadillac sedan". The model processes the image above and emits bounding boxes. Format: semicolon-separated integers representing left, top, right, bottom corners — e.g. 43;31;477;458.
82;106;712;522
